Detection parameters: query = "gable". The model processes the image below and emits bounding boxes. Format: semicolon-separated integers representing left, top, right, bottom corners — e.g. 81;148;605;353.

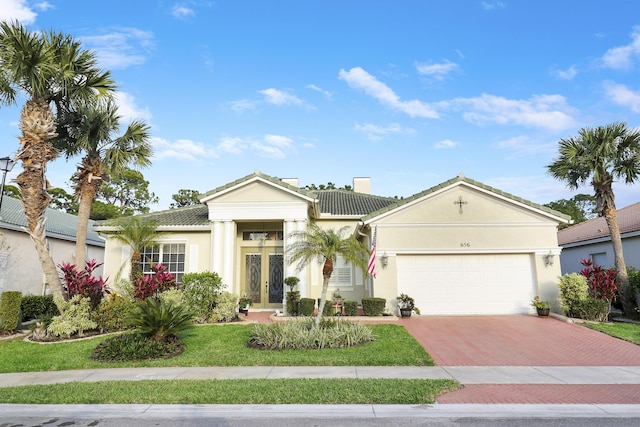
213;180;308;203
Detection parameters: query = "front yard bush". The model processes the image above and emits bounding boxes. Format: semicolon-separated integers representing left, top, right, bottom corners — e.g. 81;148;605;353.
0;291;22;331
249;318;374;350
21;295;58;321
628;267;640;307
210;291;237;323
576;297;609;322
286;291;300;316
92;294;137;333
47;295;96;338
127;298;194;342
299;298;315;316
181;271;223;323
91;332;184;362
362;297;386;316
558;273;589;317
344;300;358;316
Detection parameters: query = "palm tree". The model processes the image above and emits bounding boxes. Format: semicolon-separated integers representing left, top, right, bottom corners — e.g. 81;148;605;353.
0;21;114;296
286;223;369;326
55;99;152;267
547;122;640;315
111;217;165;282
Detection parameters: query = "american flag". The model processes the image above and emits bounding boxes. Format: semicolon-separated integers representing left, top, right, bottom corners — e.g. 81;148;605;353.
367;226;377;278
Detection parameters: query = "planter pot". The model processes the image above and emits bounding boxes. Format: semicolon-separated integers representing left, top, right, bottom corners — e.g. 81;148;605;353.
239;308;249;316
400;308;412;318
536;308;550;317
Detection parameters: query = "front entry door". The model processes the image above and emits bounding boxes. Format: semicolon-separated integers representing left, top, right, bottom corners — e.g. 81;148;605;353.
242;247;284;309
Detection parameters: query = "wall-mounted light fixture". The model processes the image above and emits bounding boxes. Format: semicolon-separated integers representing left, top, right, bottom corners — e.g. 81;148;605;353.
380;252;389;268
543;252;554;267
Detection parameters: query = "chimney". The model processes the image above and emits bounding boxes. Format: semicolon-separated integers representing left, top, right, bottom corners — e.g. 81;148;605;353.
353;177;370;194
281;178;299;187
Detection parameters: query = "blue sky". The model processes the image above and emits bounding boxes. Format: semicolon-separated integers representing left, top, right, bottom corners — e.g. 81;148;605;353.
1;0;640;211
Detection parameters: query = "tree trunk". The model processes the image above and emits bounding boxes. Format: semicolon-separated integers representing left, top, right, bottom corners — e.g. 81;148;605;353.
315;258;334;327
74;160;102;267
15;99;63;296
602;204;634;315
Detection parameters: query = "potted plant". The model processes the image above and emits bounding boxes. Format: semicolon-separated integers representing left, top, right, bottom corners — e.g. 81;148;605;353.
331;288;344;315
531;296;550;316
397;293;420;317
238;294;253;316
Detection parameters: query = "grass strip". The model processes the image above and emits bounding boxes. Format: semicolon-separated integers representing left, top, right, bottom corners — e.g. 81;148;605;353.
0;378;460;404
0;324;432;373
585;322;640;345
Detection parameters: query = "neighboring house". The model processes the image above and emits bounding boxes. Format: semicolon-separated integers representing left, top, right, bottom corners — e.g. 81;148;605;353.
0;196;105;296
558;201;640;274
95;171;569;315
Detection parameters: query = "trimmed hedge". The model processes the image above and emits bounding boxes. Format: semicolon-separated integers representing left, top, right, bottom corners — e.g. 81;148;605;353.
0;291;23;331
362;297;386;316
286;291;300;316
299;298;315;316
21;295;59;321
344;300;358;316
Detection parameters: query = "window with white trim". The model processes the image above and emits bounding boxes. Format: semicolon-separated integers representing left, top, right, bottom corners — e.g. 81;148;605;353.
328;255;352;287
141;243;186;284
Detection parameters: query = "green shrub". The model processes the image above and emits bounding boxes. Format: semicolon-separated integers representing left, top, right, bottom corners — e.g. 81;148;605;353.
286;291;300;316
91;332;183;362
576;296;610;322
159;288;184;307
210;291;238;323
558;273;589;317
20;295;59;321
250;318;374;350
344;300;358;316
0;291;22;331
47;295;97;338
317;298;332;316
299;298;315;316
92;294;137;333
181;271;223;323
628;267;640;306
362;297;386;316
127;298;194;342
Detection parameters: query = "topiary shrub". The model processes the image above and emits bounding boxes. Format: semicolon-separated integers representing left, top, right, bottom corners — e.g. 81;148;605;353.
558;273;589;317
91;332;184;362
343;300;358;316
299;298;315;316
47;295;97;338
210;291;238;323
362;297;386;316
181;271;223;323
0;291;22;331
286;291;300;316
21;295;58;321
92;294;137;333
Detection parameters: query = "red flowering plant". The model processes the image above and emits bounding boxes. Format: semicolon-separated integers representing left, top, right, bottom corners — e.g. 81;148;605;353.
580;258;618;302
133;263;176;300
59;259;109;308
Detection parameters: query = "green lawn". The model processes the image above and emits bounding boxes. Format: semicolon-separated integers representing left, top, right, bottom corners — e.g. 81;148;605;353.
0;378;461;404
0;323;433;373
586;321;640;345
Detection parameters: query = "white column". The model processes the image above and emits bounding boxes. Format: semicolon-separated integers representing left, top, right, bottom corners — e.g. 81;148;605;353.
295;219;308;298
222;220;235;289
211;220;224;276
283;219;296;278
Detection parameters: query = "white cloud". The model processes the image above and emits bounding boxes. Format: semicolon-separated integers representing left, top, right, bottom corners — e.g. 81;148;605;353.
486;175;570;205
113;92;152;122
354;122;410;141
415;60;459;79
603;80;640;113
82;28;154;70
259;88;303;106
228;99;257;113
601;26;640;70
306;84;333;99
441;93;577;131
172;5;195;19
264;134;293;147
482;1;506;10
152;137;218;161
338;67;439;119
493;135;555;158
434;139;460;149
217;136;247;155
253;134;295;159
553;65;577;80
0;0;37;24
33;2;53;11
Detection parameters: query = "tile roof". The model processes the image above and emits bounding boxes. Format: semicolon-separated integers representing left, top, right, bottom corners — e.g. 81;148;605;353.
557;201;640;245
0;196;104;246
200;170;317;201
315;190;397;216
361;173;571;222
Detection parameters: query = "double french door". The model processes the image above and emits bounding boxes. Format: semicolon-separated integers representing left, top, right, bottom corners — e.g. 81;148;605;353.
241;247;284;309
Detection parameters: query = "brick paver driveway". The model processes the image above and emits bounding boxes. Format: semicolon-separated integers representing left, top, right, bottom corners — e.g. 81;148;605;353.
400;315;640;366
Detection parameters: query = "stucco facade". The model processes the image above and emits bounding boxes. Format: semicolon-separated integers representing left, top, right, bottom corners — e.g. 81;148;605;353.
96;171;569;315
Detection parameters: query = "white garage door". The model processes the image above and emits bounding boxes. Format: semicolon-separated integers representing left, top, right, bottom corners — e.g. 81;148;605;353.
397;254;535;315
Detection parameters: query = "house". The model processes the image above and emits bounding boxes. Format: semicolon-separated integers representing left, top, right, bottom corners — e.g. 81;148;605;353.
558;201;640;274
95;171;569;315
0;196;105;296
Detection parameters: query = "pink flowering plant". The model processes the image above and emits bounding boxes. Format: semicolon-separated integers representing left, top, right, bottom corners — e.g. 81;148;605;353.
133;263;176;300
580;258;618;302
59;259;109;308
